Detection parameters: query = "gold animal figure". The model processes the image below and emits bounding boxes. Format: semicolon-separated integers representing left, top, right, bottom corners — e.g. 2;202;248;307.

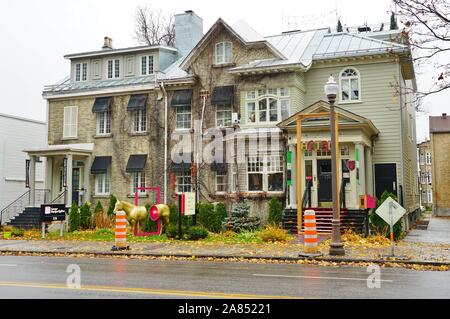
113;200;149;232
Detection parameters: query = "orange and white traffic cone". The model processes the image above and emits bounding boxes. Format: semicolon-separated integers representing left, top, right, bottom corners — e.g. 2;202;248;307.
112;211;129;251
299;210;322;257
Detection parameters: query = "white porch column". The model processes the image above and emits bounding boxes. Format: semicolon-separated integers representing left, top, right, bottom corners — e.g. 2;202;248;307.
288;145;297;208
355;142;366;196
66;154;73;206
45;157;53;201
29;155;36;207
83;155;92;204
365;146;374;196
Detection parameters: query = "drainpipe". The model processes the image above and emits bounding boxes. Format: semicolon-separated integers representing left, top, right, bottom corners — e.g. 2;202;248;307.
159;81;168;204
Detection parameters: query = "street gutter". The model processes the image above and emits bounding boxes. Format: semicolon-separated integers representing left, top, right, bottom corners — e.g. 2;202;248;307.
1;249;448;267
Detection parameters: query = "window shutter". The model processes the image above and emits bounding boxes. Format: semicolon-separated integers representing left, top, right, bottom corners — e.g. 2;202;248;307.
63;107;70;138
71;106;78;138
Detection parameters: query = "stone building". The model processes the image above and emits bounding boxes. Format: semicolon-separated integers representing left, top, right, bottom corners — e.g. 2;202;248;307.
429;113;450;216
417;140;433;209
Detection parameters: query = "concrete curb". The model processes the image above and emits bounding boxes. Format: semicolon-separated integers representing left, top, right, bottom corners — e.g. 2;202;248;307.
1;249;449;267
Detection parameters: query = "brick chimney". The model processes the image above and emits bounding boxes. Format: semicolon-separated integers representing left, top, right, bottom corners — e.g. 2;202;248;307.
102;36;113;50
174;10;203;57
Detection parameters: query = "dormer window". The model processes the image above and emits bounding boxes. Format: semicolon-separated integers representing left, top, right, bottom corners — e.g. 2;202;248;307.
215;42;232;64
340;68;361;102
107;59;120;79
75;62;88;82
141;56;154;75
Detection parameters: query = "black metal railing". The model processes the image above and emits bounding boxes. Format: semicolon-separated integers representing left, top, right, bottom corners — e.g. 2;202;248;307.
51;190;67;205
0;189;50;225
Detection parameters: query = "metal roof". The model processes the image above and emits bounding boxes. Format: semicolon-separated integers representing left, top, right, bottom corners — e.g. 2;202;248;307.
64;45;177;60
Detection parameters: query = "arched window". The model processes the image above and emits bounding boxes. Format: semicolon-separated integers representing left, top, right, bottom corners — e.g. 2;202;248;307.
340;68;360;102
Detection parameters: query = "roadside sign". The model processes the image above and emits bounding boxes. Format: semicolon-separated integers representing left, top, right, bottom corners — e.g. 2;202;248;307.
375;197;406;225
40;204;67;222
183;192;196;216
375;197;407;258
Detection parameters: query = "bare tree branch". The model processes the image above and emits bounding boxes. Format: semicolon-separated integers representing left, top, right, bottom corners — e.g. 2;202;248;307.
134;6;175;46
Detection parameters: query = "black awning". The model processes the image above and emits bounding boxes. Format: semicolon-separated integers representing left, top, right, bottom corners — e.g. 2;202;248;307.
171;90;193;107
92;97;112;113
211;86;234;105
170;162;192;172
126;155;148;173
90;156;112;174
127;94;148;111
211;162;228;174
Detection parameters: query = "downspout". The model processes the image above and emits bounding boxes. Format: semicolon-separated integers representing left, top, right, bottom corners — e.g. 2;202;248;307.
159;81;168;204
399;62;406;210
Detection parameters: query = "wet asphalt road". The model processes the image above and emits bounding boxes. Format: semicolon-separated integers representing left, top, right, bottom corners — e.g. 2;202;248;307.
0;255;448;299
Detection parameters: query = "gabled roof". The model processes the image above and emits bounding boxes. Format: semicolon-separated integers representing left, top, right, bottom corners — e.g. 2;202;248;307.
278;100;379;137
180;18;287;70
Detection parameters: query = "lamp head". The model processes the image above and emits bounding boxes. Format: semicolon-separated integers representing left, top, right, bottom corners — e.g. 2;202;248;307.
324;75;338;101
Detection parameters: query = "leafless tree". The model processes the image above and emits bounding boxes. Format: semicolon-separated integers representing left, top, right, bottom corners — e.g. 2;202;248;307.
134;6;175;46
393;0;450;107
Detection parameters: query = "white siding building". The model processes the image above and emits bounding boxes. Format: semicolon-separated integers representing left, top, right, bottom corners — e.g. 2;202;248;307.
0;113;46;212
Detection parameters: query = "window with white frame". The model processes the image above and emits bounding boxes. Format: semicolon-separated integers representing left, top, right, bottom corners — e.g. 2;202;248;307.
216;174;227;193
141;56;154;75
95;172;110;196
107;59;120;79
133;109;147;133
340;68;360;102
215;42;232;64
247;155;284;192
427;190;433;203
63;106;78;139
216;104;232;127
75;62;88;82
176;171;192;193
420;153;425;165
427;171;432;184
131;172;146;194
426;152;432;165
246;88;290;124
96;111;111;135
176;105;192;129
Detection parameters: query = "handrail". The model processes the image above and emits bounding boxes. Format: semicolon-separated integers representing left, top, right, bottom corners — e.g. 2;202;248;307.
340;178;347;209
0;190;30;225
0;189;50;225
51;190;67;204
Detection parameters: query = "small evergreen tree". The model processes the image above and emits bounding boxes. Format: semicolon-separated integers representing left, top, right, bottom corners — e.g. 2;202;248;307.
94;201;104;215
337;19;343;32
107;195;117;217
390;12;398;30
370;191;404;240
68;202;80;232
267;197;283;226
80;202;92;229
222;200;260;233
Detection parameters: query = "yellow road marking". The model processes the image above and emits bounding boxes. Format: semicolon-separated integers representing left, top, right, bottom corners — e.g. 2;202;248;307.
0;282;302;299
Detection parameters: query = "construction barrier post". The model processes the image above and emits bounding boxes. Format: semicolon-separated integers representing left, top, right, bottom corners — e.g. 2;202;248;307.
299;210;323;258
112;210;129;251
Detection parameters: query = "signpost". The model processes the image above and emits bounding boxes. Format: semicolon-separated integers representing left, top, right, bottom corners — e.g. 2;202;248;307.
375;197;407;259
40;204;67;238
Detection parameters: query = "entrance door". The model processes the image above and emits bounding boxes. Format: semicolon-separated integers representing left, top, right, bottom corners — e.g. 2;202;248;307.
317;159;332;202
374;163;397;199
72;168;80;205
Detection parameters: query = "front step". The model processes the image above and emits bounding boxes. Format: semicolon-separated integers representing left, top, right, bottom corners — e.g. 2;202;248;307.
7;207;41;230
282;208;368;235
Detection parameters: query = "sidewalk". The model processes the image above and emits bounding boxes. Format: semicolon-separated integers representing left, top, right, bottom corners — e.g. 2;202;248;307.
404;216;450;244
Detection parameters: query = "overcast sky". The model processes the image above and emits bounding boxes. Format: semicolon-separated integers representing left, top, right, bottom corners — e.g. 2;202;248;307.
0;0;447;142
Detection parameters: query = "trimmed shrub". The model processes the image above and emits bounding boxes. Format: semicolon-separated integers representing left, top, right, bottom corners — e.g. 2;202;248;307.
267;197;283;226
94;201;104;214
95;228;114;236
80;202;92;229
197;202;228;233
370;191;404;240
107;195;118;217
258;226;290;243
166;224;182;239
222;200;260;233
187;226;209;240
68;203;80;232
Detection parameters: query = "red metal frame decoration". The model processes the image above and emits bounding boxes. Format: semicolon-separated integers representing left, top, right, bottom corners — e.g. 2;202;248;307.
134;187;162;237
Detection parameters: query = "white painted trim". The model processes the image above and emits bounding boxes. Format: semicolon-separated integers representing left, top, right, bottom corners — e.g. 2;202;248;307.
339;66;362;103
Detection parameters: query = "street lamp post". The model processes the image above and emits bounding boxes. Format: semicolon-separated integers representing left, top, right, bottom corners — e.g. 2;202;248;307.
324;75;345;256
